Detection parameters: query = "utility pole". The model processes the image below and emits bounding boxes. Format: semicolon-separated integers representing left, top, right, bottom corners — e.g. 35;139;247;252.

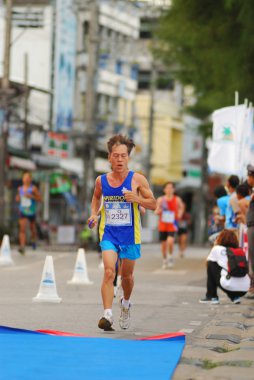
146;62;157;184
82;0;99;217
0;0;13;224
23;53;29;152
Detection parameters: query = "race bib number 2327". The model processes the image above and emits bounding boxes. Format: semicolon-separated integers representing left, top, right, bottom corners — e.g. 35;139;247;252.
105;202;132;226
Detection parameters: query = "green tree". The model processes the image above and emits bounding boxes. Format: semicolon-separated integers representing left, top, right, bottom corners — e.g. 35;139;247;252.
156;0;254;120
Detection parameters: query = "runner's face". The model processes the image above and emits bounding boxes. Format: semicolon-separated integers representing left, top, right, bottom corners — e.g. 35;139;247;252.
164;183;174;196
109;144;129;173
22;173;32;186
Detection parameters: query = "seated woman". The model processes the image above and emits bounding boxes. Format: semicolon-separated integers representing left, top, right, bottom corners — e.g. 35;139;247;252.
200;229;250;304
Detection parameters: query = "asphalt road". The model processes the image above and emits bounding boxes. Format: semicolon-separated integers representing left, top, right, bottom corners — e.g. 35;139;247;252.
0;242;213;340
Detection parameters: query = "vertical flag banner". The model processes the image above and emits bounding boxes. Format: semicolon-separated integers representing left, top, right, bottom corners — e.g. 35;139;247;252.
238;106;254;179
53;0;77;131
208;105;246;175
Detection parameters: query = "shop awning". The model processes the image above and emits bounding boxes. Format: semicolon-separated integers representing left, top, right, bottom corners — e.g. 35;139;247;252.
9;156;37;171
59;158;84;177
32;154;60;168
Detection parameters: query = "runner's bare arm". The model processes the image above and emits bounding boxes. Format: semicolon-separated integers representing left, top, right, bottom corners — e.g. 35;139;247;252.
123;174;156;210
154;196;163;215
15;187;21;202
177;196;184;219
87;177;102;228
24;186;41;202
139;206;146;215
32;186;42;202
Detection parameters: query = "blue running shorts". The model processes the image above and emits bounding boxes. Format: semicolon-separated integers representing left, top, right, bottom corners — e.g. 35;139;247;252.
100;240;141;260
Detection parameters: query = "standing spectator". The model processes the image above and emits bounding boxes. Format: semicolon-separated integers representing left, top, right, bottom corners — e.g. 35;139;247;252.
177;202;191;258
155;182;184;268
225;175;240;230
208;206;224;245
214;185;230;227
246;164;254;299
16;172;41;254
235;183;251;225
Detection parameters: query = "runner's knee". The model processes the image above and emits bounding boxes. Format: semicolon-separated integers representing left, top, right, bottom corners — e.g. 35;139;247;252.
122;273;133;284
19;222;26;232
104;267;115;283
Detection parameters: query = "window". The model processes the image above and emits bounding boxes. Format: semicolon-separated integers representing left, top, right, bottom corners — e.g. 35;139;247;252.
139;18;157;39
12;8;44;28
138;70;174;90
138;70;151;89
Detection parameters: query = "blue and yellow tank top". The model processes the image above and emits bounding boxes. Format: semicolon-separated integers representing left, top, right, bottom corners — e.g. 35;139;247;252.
99;171;141;245
19;186;36;216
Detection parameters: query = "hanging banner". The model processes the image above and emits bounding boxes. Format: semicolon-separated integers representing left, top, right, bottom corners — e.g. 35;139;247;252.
46;131;70;158
53;0;77;131
207;105;247;175
238;107;254;178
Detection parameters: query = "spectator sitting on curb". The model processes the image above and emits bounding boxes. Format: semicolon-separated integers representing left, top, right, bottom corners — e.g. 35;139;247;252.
199;229;250;305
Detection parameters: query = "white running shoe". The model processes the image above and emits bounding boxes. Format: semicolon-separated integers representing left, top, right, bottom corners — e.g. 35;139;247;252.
119;300;131;330
167;257;174;268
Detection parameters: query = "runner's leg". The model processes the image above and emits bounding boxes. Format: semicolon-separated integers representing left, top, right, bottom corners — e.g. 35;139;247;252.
167;235;175;267
179;232;187;258
121;258;136;301
119;258;135;329
161;240;167;260
101;250;118;309
19;217;27;250
30;219;37;242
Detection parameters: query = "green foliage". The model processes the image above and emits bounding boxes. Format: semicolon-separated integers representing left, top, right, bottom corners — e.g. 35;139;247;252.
155;0;254;119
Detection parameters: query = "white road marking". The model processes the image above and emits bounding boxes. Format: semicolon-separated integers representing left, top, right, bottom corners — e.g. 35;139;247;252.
153;269;187;275
2;253;68;271
189;321;201;326
179;328;194;333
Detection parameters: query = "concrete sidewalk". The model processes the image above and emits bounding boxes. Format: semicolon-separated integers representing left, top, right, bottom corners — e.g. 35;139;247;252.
166;245;254;380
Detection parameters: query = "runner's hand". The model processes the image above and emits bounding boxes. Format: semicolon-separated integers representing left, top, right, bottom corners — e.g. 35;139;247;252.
87;215;98;229
123;190;138;203
25;193;34;199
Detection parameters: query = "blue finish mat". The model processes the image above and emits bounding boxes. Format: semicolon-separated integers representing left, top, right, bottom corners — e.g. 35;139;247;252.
0;326;185;380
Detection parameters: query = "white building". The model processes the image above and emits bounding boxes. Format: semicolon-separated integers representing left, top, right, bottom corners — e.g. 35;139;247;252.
75;0;141;159
0;1;52;131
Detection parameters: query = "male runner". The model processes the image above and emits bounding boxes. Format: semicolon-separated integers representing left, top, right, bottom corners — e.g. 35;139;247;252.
88;135;156;331
155;182;184;268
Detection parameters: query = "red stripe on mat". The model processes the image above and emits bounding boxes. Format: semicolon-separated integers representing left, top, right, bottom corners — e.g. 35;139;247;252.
36;330;184;340
36;330;87;337
138;332;185;340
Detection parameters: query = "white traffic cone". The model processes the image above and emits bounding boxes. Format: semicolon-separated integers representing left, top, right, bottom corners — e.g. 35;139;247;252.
33;255;62;303
68;248;93;285
0;235;14;266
